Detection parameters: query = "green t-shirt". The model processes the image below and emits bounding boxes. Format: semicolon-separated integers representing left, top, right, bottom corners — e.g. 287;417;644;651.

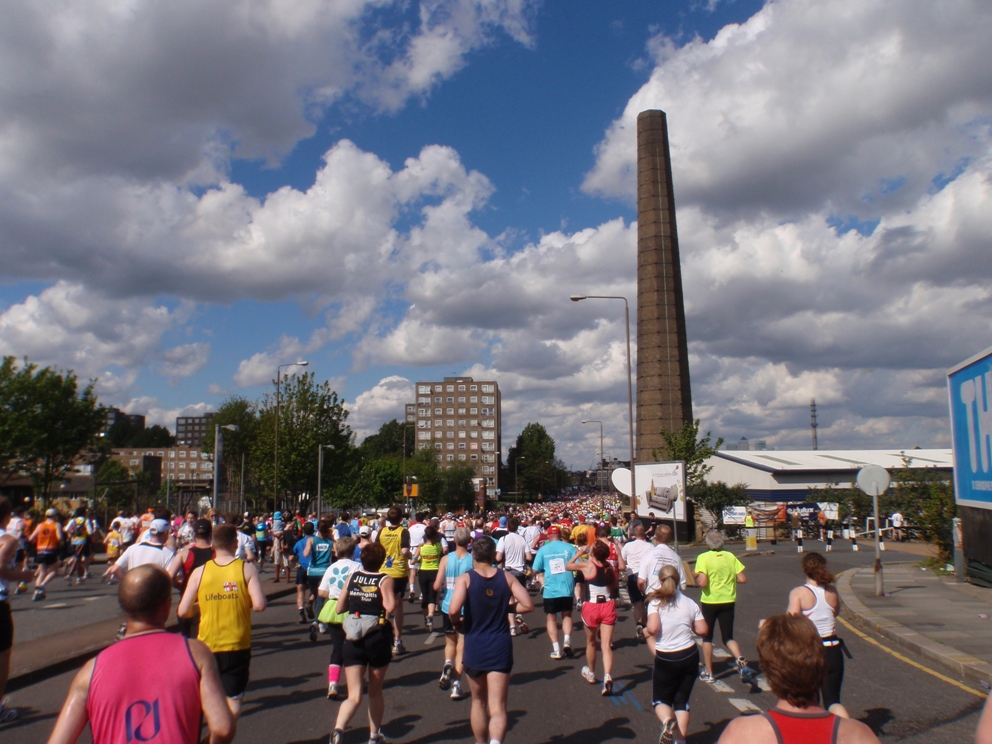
694;550;745;604
419;541;442;572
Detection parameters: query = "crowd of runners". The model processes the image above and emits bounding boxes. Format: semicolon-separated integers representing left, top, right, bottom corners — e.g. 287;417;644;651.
4;493;991;742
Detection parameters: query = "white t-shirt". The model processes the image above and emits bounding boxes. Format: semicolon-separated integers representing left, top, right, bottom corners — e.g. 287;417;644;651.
496;532;527;573
521;525;541;554
319;559;362;601
648;592;703;653
408;523;427;549
638;543;686;592
7;516;25;540
115;542;175;573
621;539;652;578
235;531;256;560
891;512;904;528
117;519;135;543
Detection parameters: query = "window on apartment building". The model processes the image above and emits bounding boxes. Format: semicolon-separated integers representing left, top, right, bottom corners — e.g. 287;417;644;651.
458;408;466;415
445;397;452;403
458;443;466;449
458;431;466;439
482;431;494;440
434;408;442;414
482;384;494;392
470;454;478;460
446;385;454;392
458;385;465;391
447;443;455;450
179;474;186;480
170;451;176;458
447;454;454;461
418;443;430;450
179;462;186;469
434;443;442;450
471;442;478;450
458;454;466;461
458;420;466;426
418;385;431;394
179;451;186;457
470;385;477;391
469;420;478;427
482;443;494;451
482;419;494;428
458;397;465;403
129;459;139;466
483;466;495;474
434;420;442;427
470;407;477;414
436;454;442;461
418;420;429;428
482;396;494;404
435;396;442;403
418;431;431;440
406;415;415;422
190;462;197;469
418;397;430;404
446;431;454;438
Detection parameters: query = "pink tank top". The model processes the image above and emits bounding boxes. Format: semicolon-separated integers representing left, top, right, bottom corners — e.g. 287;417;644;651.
87;631;201;744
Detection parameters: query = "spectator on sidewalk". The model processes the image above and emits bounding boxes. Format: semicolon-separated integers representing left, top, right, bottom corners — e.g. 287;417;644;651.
717;614;879;743
1;497;37;724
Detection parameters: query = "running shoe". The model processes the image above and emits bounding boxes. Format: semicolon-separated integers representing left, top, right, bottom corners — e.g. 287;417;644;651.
658;718;677;744
330;729;344;744
635;623;645;640
369;732;387;744
737;657;753;682
0;699;18;724
299;609;309;624
327;682;340;700
426;615;434;633
392;639;407;656
581;666;596;684
550;649;564;660
439;661;454;690
309;624;318;643
515;615;528;634
510;626;518;637
602;675;613;697
563;643;573;658
318;622;328;634
32;589;44;602
450;680;465;700
306;603;315;620
15;582;27;595
699;668;713;683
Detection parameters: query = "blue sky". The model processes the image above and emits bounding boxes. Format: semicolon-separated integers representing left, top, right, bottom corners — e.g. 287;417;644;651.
1;0;990;468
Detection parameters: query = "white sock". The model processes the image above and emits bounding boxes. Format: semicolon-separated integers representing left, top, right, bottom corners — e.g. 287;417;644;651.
490;739;501;744
553;641;561;653
564;634;571;646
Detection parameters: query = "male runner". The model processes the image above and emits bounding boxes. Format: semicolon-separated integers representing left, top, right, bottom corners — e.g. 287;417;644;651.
107;519;175;578
1;497;36;723
434;527;474;700
179;523;267;719
621;525;653;638
48;565;235;744
407;511;426;603
29;508;62;601
376;506;411;655
532;525;577;659
495;517;529;635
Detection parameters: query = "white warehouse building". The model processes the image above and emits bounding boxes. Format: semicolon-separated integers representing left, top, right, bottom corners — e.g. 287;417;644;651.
703;449;953;503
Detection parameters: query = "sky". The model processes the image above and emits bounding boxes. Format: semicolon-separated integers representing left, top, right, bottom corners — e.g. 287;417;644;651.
1;0;990;470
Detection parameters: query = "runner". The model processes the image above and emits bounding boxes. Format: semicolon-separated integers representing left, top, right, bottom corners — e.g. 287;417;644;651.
495;517;529;636
786;552;849;718
330;541;395;744
716;614;880;743
645;564;708;744
621;525;653;640
375;506;411;656
294;521;315;624
434;527;474;700
253;515;270;571
0;497;36;724
64;507;91;585
306;517;335;642
48;565;234;744
318;537;361;699
693;530;751;683
28;508;62;601
7;507;29;596
407;512;426;603
415;523;443;632
531;525;577;659
565;539;616;695
448;535;534;744
106;519;175;578
167;518;215;638
179;523;267;720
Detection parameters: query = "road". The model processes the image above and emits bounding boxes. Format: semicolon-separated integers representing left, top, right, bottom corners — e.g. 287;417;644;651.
4;544;986;743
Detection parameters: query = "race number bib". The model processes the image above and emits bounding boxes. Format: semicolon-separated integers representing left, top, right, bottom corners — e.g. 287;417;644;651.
549;558;566;575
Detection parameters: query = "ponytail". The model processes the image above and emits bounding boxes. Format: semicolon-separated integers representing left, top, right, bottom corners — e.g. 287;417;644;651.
801;552;834;585
646;564;680;605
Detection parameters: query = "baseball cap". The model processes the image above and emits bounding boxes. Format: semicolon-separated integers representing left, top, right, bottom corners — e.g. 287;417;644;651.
194;519;212;537
359;525;370;536
149;518;170;535
274;511;283;520
547;525;561;536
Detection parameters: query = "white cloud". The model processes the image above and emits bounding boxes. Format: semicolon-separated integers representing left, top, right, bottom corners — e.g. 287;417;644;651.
122;397;215;433
346;376;415;441
161;343;211;382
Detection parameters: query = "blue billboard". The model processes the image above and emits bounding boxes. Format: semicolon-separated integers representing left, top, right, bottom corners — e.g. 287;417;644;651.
948;345;992;510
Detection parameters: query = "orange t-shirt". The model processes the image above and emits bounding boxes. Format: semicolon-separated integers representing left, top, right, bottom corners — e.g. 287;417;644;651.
35;521;60;551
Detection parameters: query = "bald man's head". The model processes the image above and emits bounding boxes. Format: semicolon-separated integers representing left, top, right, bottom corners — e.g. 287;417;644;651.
119;565;172;624
655;524;673;544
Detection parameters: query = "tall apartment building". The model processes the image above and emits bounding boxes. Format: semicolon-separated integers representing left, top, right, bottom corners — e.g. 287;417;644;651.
111;445;214;487
175;413;217;446
100;407;146;437
405;377;501;493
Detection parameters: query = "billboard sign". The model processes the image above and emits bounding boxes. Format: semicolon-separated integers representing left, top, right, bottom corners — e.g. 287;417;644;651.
723;506;747;525
612;461;686;521
948;345;992;510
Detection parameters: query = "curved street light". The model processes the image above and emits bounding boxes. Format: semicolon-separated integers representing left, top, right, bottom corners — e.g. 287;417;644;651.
571;295;636;513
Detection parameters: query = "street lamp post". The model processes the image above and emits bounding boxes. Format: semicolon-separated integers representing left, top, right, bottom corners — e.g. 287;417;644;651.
212;424;240;509
514;455;526;505
581;420;605;494
316;444;335;521
274;360;309;507
571;295;636;514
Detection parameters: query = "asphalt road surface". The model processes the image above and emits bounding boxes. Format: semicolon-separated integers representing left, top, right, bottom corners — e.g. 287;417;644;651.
5;545;986;743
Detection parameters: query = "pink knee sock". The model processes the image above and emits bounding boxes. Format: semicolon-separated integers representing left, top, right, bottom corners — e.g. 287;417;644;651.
328;665;341;684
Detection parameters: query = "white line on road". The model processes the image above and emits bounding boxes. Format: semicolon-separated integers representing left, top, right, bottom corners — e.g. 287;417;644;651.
710;680;734;693
713;648;731;659
84;596;105;601
41;603;69;609
424;632;438;645
728;698;762;713
754;675;771;692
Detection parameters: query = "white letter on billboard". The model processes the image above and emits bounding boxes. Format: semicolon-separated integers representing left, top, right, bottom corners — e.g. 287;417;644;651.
961;377;977;472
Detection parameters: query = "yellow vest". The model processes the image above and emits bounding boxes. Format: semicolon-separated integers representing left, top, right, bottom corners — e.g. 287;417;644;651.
745;515;754;528
378;525;408;578
197;559;252;652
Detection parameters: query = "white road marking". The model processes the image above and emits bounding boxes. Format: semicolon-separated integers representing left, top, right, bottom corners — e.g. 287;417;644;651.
728;698;762;713
754;675;771;692
710;680;734;693
424;632;438;645
84;596;105;601
42;602;69;609
712;647;731;659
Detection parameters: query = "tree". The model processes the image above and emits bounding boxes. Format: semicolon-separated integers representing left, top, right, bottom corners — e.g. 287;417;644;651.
358;419;412;461
512;423;557;498
693;481;751;527
105;419;176;448
95;459;136;513
652;419;723;491
891;456;956;562
249;372;353;508
0;357;104;504
343;458;403;509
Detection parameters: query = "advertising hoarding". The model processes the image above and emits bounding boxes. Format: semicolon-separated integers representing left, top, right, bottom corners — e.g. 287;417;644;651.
948;345;992;510
612;461;686;521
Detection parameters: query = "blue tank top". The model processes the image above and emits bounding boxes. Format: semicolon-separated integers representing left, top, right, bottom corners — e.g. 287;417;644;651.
462;569;513;673
441;552;474;613
308;535;334;576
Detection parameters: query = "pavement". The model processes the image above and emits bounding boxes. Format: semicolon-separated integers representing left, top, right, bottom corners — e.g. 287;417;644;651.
836;542;992;691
